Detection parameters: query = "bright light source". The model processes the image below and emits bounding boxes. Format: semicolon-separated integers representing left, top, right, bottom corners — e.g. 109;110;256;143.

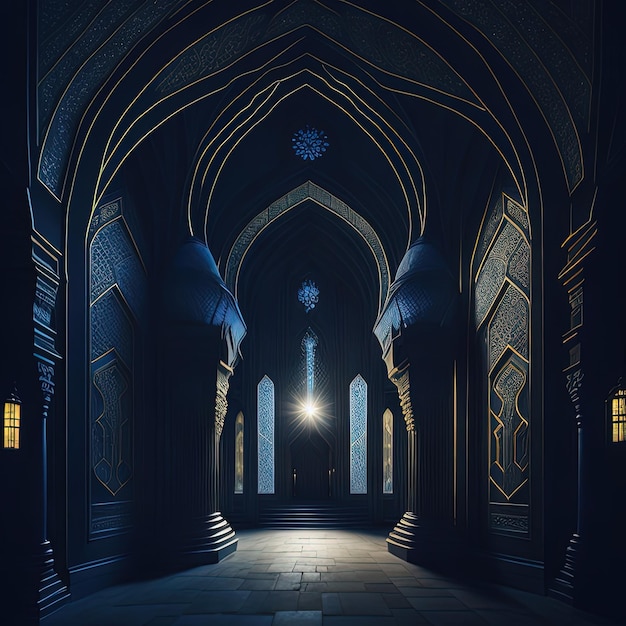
304;402;317;417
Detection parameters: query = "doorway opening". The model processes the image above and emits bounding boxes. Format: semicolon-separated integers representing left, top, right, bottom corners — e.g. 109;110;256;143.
290;429;332;501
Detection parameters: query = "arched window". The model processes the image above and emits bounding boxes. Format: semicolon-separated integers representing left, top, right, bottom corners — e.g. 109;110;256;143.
350;374;367;494
302;328;318;403
383;408;393;494
257;376;275;494
234;412;244;494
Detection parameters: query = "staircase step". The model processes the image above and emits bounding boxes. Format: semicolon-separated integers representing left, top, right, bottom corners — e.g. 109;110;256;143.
257;503;370;529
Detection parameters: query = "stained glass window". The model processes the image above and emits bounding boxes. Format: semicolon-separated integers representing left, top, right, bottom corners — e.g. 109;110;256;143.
383;409;393;494
298;279;319;312
302;329;317;401
350;375;367;494
257;376;275;494
292;126;329;160
234;412;244;494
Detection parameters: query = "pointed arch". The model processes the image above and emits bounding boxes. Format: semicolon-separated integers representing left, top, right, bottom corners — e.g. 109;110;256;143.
225;181;391;314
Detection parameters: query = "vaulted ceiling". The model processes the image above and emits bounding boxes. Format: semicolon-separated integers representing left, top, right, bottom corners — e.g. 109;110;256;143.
36;0;594;304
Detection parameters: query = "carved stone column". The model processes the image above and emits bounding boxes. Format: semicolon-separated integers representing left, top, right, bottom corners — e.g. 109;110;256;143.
159;237;246;569
28;249;70;619
384;364;420;557
374;238;459;567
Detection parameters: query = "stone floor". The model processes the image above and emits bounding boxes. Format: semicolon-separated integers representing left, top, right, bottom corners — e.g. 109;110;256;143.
44;528;618;625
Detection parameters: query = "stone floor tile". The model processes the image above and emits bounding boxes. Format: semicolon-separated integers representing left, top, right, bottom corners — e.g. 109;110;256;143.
298;592;323;611
113;588;200;605
420;609;490;625
417;577;466;589
256;590;300;612
379;563;413;576
391;607;430;624
267;562;296;573
389;576;422;587
184;590;251;613
398;587;454;598
301;572;321;582
271;609;322;625
244;572;280;580
296;558;336;566
364;582;397;593
237;590;270;613
327;563;381;572
323;581;367;592
407;596;467;611
381;592;412;609
69;605;184;626
303;582;329;592
321;592;342;615
322;616;397;625
176;576;244;591
337;592;392;616
240;578;277;591
174;615;273;625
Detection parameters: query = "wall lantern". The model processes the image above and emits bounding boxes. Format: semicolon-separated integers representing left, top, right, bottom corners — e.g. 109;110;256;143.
607;380;626;444
3;384;21;449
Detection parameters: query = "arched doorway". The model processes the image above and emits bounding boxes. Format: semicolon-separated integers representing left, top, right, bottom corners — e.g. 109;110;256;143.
290;429;332;501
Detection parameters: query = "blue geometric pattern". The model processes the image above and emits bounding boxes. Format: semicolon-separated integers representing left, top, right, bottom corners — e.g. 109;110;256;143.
90;219;146;319
350;375;367;494
303;330;317;400
91;291;133;365
298;279;320;312
292;126;329;161
257;376;275;494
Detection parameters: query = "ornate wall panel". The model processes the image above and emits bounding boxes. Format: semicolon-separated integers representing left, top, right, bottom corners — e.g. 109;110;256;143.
88;199;146;538
474;194;531;536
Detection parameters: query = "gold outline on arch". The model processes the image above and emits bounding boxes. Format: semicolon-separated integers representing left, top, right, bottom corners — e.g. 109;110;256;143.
187;66;424;244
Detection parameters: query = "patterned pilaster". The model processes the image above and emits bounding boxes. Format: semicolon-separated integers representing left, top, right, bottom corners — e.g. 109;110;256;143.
551;219;597;602
32;236;70;618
